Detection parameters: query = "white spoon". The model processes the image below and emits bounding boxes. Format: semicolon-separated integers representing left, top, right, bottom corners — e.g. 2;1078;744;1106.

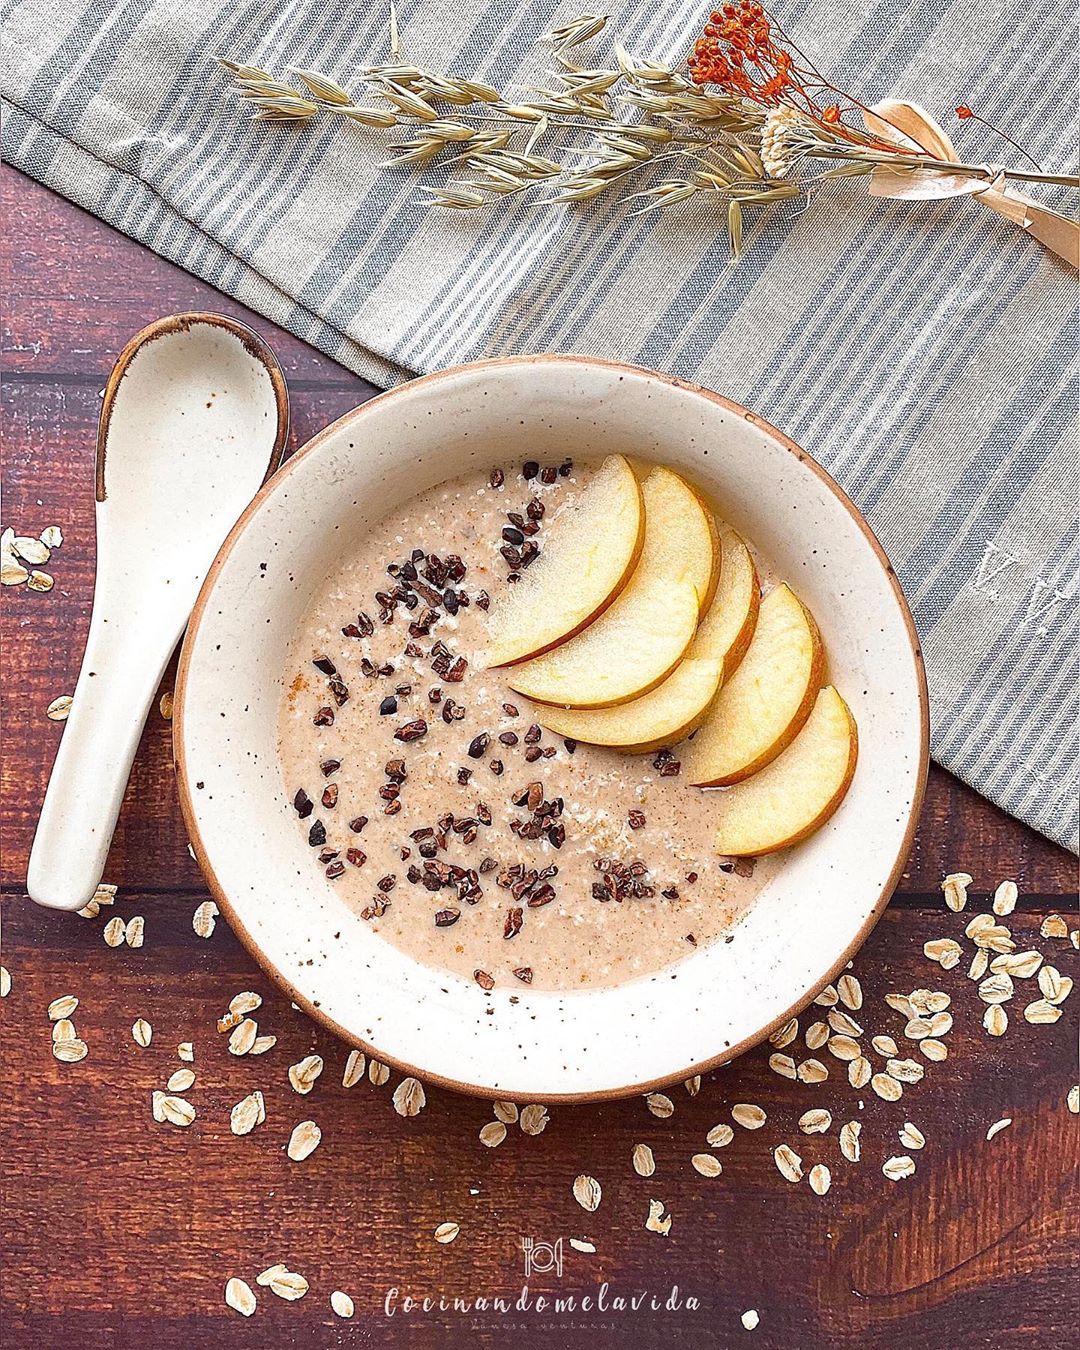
27;314;288;912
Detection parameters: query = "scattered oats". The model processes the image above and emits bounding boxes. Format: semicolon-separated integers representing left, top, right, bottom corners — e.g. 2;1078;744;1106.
178;1042;194;1062
805;1020;830;1050
79;882;117;920
288;1054;324;1094
368;1059;390;1086
904;1017;932;1040
1072;930;1079;951
434;1222;460;1244
684;1075;701;1097
40;525;63;549
883;1155;915;1181
256;1264;289;1286
839;1120;862;1162
46;695;73;721
160;1095;196;1127
692;1153;722;1177
827;1035;862;1062
885;993;915;1017
225;1277;257;1317
520;1103;549;1136
230;1091;266;1136
1038;966;1072;1004
983;1004;1008;1037
52;1037;88;1063
27;569;54;592
52;1018;76;1042
287;1120;321;1160
967;917;1015;953
644;1198;672;1235
706;1122;735;1148
124;915;144;948
131;1018;152;1047
152;1091;167;1122
773;1144;803;1183
848;1056;871;1089
632;1143;656;1177
330;1290;355;1318
1040;914;1068;939
899;1122;925;1150
479;1120;507;1148
1067;1086;1079;1114
837;974;863;1010
229;990;262;1016
768;1017;798;1049
799;1108;832;1135
343;1049;367;1087
808;1163;831;1195
229;1018;258;1056
986;1117;1012;1141
992;949;1042;978
920;1038;948;1062
926;991;951;1012
992;880;1018;916
944;870;973;887
48;994;79;1021
569;1238;596;1254
269;1270;309;1301
797;1058;829;1084
1;555;29;586
167;1068;195;1092
828;1009;863;1038
887;1057;925;1084
872;1034;898;1057
941;876;968;912
0;966;9;998
769;1052;797;1079
159;691;174;720
103;916;126;947
393;1077;427;1117
871;1073;903;1102
192;900;218;939
645;1092;674;1119
250;1034;276;1055
813;983;838;1007
493;1100;519;1124
979;973;1014;1004
967;949;990;981
741;1309;760;1331
923;938;962;969
1023;998;1062;1025
732;1103;767;1130
573;1174;602;1212
13;535;50;564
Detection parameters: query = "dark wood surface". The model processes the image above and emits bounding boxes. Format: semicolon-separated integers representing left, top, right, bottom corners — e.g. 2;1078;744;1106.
2;167;1076;1349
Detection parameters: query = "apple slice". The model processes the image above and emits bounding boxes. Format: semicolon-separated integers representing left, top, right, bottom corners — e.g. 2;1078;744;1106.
506;467;714;708
713;686;858;856
684;524;759;676
485;454;644;668
685;583;823;786
533;657;724;752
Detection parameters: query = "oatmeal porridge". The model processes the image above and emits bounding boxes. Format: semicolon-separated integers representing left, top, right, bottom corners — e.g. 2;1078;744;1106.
278;458;777;992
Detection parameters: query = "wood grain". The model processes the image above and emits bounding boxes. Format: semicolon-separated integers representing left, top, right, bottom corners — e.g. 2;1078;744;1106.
1;164;1077;1349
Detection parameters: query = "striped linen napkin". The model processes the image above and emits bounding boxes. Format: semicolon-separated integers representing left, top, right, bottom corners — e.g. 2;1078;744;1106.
3;0;1077;848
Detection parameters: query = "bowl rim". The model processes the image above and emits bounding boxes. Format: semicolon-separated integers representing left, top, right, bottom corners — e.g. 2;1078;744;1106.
174;353;930;1103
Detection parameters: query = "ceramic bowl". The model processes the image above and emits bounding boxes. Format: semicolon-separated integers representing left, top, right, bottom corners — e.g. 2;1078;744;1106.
175;356;928;1102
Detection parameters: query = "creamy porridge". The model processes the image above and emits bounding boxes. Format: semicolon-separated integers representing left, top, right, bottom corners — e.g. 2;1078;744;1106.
277;458;777;993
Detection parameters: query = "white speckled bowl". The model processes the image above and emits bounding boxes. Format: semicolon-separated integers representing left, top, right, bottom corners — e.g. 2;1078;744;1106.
175;356;928;1102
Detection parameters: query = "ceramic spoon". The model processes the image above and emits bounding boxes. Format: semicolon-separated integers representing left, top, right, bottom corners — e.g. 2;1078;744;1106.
27;314;288;912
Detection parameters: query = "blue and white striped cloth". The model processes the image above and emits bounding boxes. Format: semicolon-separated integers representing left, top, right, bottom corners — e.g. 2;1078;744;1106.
4;0;1077;848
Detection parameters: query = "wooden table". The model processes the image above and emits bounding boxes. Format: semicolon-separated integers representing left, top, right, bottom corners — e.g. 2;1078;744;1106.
2;166;1076;1349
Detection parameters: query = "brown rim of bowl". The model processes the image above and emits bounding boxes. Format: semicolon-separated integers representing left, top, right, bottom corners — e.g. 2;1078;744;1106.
96;312;289;503
173;353;930;1105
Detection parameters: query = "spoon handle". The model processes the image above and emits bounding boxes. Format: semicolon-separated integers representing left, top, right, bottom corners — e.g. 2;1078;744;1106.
26;577;176;912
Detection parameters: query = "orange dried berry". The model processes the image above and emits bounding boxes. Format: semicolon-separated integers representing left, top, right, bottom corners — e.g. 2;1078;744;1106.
822;104;841;123
955;105;973;118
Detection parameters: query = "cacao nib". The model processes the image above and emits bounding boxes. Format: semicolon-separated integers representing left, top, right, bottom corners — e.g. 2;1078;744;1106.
457;767;472;785
346;847;367;867
293;788;313;819
524;724;542;744
526;497;545;520
313;706;334;727
385;759;407;782
504;907;523;939
489;467;505;488
348;816;368;833
489;759;504;776
628;810;646;830
307;820;326;847
559;457;573;476
540;465;558;485
312;656;336;676
434;909;460;927
474;969;495;991
325;861;345;879
498;731;519;747
467;733;490;759
322;784;338;809
394;719;428;743
445;657;468;683
513;967;534;984
502;526;525;547
377;874;397;893
522;460;539;480
475;590;490;611
320;758;341;776
379;696;398;716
